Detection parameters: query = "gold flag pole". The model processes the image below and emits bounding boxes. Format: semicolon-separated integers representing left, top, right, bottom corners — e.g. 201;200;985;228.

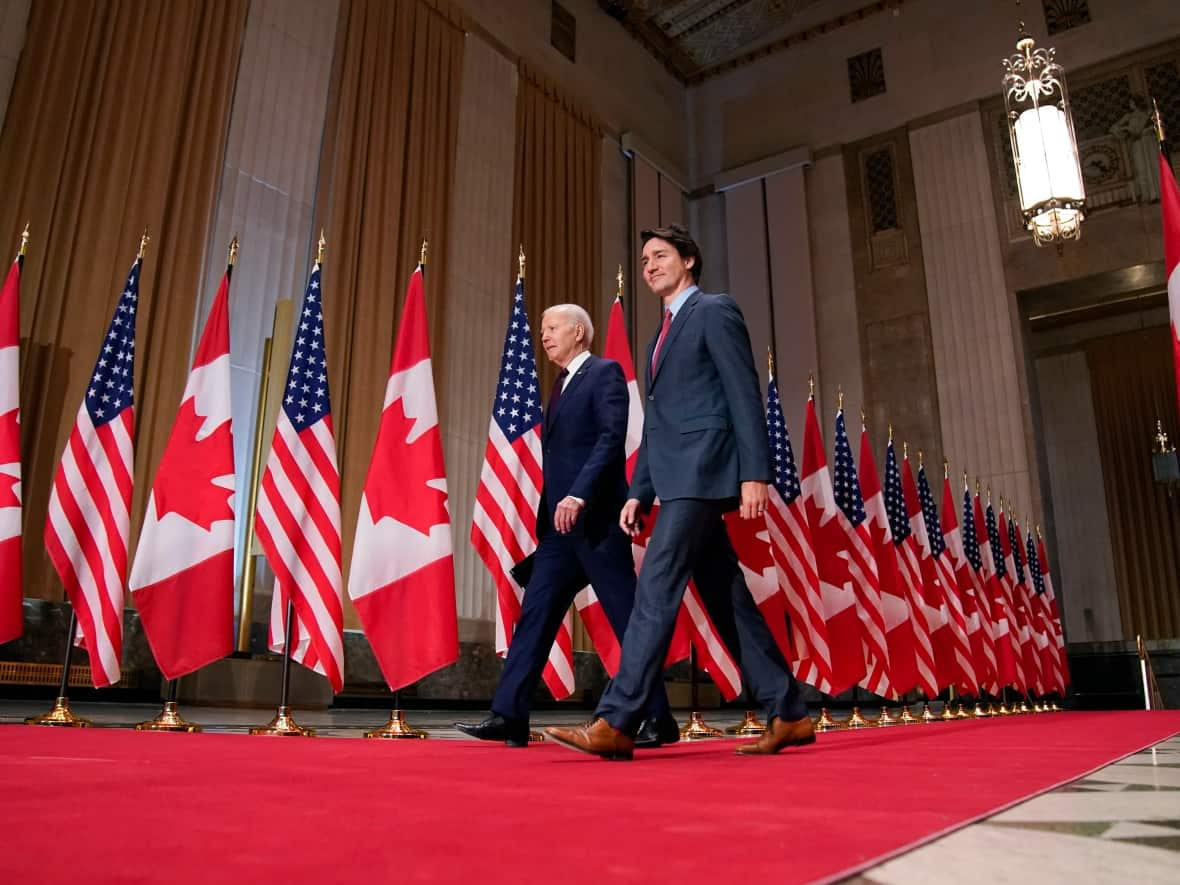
367;237;432;741
18;222;29;258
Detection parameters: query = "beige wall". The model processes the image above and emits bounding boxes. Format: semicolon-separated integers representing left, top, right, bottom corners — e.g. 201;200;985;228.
690;0;1180;177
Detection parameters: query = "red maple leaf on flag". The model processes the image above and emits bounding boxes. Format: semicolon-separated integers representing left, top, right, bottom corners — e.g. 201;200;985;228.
0;410;21;507
364;397;449;536
0;472;18;508
153;398;234;530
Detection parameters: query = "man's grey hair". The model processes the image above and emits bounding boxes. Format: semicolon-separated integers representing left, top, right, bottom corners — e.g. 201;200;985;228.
543;303;594;346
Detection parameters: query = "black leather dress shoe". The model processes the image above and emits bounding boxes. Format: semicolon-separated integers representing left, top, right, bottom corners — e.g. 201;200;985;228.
454;714;529;748
634;712;681;748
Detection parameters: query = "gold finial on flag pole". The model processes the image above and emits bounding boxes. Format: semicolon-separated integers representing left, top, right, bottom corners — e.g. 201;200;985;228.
228;235;239;267
19;222;29;257
1036;524;1042;540
420;239;428;267
138;227;150;260
837;385;844;412
767;347;775;379
316;230;326;265
808;372;815;399
963;470;969;489
860;408;867;429
1153;97;1166;145
986;484;992;503
918;449;924;467
944;458;949;480
518;244;526;280
903;440;909;458
888;423;893;442
616;264;624;298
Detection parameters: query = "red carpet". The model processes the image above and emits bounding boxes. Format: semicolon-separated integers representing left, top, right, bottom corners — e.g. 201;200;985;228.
2;710;1178;884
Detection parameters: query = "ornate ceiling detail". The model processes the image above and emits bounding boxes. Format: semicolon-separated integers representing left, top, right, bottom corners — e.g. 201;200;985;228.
599;0;908;84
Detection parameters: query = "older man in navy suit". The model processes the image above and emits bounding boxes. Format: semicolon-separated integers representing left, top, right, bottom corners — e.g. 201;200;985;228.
456;303;675;748
547;224;813;760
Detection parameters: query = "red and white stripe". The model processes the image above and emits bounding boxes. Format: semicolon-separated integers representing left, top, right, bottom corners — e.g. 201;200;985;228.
942;477;991;696
0;255;22;644
859;431;918;698
900;458;952;695
800;398;866;694
1037;535;1069;689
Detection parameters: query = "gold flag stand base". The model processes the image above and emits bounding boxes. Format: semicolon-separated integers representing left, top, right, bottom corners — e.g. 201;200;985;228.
814;707;844;732
135;701;201;733
973;702;990;718
846;706;875;729
249;706;314;737
898;705;921;725
940;702;958;722
1017;700;1033;715
955;704;972;719
1050;702;1062;712
25;696;91;727
364;709;428;739
920;703;940;724
877;706;902;727
996;702;1013;715
680;711;725;740
725;710;766;736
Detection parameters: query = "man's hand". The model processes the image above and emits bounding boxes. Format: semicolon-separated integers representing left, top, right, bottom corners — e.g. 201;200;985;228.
619;498;644;536
739;481;769;520
554;496;585;534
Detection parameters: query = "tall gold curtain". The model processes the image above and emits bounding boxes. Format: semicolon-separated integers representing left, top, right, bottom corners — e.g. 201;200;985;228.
311;0;465;628
0;0;247;601
1087;325;1180;640
511;64;602;651
511;63;603;395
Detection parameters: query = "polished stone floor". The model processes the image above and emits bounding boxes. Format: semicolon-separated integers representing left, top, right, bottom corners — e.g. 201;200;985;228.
3;700;1179;883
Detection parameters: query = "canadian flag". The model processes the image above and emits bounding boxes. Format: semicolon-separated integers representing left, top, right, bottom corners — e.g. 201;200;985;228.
0;250;22;644
129;266;235;679
348;263;457;690
858;426;918;697
799;395;866;694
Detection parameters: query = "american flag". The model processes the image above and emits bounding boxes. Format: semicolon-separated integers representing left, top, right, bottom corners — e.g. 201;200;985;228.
831;410;890;697
764;377;830;691
1036;532;1070;689
884;441;938;697
0;250;22;644
961;482;1000;693
470;277;574;699
255;263;344;692
859;425;918;698
1007;512;1045;694
44;256;141;687
917;465;977;694
1026;529;1064;694
985;498;1026;692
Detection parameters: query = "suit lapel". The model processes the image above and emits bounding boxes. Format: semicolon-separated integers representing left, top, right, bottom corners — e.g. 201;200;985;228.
546;355;593;434
650;290;701;389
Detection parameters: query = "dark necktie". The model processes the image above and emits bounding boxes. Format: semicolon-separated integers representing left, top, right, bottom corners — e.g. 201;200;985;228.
547;368;569;417
650;308;673;375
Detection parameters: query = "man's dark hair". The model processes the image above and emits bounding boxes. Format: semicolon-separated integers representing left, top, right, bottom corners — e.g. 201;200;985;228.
640;223;703;284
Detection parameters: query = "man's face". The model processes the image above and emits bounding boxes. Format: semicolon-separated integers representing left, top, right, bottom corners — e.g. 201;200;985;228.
641;237;695;301
540;310;584;368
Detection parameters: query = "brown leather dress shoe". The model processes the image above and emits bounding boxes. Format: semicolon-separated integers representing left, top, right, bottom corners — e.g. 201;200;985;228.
545;718;634;761
735;715;816;755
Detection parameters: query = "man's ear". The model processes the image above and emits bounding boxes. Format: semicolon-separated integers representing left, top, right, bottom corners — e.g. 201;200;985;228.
685;255;695;273
575;323;586;343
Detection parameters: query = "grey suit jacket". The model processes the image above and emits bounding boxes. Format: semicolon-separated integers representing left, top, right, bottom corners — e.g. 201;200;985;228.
629;290;772;509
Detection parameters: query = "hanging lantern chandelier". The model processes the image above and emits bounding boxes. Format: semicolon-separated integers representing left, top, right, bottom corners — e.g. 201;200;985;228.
1002;26;1086;246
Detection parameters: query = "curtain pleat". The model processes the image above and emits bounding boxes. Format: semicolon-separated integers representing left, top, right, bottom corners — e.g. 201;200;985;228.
0;0;247;601
1087;326;1180;640
310;0;464;628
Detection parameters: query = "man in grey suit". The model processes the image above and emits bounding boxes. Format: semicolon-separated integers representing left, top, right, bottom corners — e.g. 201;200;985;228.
546;224;814;760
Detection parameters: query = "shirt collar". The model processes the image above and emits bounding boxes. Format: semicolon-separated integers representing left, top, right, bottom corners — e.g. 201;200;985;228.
665;284;698;319
562;350;592;386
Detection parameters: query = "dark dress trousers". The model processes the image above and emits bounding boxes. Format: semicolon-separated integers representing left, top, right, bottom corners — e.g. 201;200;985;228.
491;353;669;722
595;289;807;733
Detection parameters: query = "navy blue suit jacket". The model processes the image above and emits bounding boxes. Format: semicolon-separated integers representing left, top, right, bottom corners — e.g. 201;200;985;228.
629;290;772;509
536;354;630;545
